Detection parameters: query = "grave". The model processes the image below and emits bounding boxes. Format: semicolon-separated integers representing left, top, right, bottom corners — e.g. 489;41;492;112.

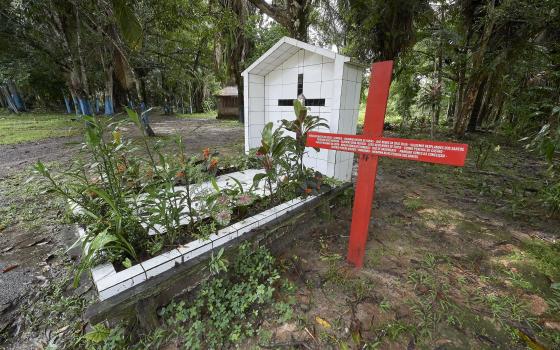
242;37;364;181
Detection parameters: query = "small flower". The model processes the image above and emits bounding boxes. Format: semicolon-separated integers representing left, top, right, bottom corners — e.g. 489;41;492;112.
236;193;254;206
145;169;154;178
112;130;122;144
305;188;312;195
203;148;210;160
214;209;231;226
176;170;185;179
216;195;229;206
209;158;219;170
116;163;126;173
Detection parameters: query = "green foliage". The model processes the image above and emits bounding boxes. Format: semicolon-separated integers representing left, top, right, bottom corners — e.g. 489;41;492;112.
280;99;329;180
34;110;223;284
253;122;291;197
159;243;279;349
473;141;500;170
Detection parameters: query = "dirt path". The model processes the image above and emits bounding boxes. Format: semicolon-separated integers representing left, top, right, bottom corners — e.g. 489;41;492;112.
0;115;243;179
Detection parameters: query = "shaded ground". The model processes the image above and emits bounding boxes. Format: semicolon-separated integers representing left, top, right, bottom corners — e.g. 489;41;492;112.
1;117;559;348
0;113;244;345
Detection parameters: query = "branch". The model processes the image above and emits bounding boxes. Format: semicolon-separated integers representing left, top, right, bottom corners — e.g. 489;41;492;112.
246;0;290;28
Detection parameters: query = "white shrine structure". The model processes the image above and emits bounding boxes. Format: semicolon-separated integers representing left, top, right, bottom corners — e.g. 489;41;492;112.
242;37;364;181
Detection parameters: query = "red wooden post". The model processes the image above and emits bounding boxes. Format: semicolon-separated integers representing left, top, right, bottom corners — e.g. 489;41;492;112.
305;61;468;269
347;61;393;267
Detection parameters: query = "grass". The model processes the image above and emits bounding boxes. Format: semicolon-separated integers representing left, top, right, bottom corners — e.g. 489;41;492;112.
176;111;218;119
0;111;83;144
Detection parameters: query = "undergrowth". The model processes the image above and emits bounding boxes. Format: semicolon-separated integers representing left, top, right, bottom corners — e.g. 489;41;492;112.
81;243;291;349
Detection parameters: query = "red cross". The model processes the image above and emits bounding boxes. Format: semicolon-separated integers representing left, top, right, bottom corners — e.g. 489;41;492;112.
306;61;469;268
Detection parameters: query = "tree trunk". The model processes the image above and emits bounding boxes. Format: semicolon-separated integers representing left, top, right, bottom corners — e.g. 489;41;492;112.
453;0;496;136
466;78;487;132
434;0;445;126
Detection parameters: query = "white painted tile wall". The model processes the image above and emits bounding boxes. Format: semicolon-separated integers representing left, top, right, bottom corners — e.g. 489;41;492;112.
245;46;363;181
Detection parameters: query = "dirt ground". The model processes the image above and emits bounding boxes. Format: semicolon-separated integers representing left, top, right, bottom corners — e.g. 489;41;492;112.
0;114;244;345
244;137;560;349
1;116;559;349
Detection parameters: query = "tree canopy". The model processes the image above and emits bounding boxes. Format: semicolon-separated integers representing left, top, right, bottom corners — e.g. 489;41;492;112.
0;0;558;148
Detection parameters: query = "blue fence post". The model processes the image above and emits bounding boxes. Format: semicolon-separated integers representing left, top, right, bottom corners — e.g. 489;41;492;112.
104;96;114;115
64;96;72;114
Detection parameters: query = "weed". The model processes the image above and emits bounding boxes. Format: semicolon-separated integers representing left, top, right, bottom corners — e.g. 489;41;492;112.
403;197;423;211
379;299;392;312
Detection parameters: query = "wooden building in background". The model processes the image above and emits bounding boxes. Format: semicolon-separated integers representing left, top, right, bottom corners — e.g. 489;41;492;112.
215;86;239;119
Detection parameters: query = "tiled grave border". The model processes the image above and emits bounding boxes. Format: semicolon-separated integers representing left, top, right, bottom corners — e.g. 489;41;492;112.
91;195;317;300
84;182;351;325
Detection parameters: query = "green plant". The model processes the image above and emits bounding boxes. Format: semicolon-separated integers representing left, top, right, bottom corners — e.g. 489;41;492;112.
34;115;144;285
472;140;500;170
280;99;329;179
253;122;291;198
541;180;560;215
33;109;212;285
160;243;280;348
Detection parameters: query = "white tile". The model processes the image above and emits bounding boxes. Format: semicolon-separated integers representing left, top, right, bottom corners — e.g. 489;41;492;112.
321;63;335;80
343;66;350;81
283;52;300;69
352;82;362;108
303;64;322;83
303;82;321;98
282;68;299;85
91;263;116;283
186;240;213;260
99;271;146;300
96;264;145;292
212;231;236;248
248;111;264;125
267;85;282;99
249;74;264;84
249;97;264;112
281;84;295;99
316;159;328;174
249;84;264;98
304;52;322;66
320;81;333;97
142;249;182;278
249;125;264;139
266;70;283;86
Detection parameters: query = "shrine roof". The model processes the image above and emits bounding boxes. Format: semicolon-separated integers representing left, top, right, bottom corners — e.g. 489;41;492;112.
242;37;361;76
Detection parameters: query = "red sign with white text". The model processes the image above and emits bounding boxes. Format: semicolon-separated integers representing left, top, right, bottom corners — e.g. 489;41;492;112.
307;131;468;166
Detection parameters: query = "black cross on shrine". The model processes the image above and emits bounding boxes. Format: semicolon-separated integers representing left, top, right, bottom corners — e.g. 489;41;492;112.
277;74;326;107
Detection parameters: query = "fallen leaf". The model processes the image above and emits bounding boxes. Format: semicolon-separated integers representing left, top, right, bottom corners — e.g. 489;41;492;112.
2;264;18;273
24;238;49;247
315;316;331;329
1;246;13;253
56;325;70;334
516;328;547;350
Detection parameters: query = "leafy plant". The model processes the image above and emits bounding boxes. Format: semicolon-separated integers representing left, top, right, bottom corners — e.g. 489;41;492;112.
280;99;329;179
159;243;279;348
34;115;145;285
253;122;290;198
